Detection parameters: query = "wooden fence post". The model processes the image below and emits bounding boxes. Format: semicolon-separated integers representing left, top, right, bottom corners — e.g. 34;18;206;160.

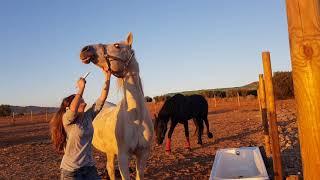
31;111;33;122
286;0;320;178
237;92;240;107
262;51;283;180
214;95;217;107
258;74;271;157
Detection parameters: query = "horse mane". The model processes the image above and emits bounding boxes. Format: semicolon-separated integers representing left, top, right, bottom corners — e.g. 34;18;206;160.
158;96;175;119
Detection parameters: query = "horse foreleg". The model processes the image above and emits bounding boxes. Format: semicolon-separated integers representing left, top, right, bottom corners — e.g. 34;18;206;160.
106;153;116;180
183;122;191;150
166;122;177;152
135;148;150;180
118;153;130;180
204;118;213;139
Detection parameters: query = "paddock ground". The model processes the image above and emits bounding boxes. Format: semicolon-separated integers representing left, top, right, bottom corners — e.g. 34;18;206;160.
0;99;302;179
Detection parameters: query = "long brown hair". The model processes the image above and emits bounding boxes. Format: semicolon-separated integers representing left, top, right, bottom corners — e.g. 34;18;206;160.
50;94;75;152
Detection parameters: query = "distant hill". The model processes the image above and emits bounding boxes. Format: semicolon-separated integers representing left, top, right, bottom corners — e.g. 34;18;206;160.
240;81;258;90
9;106;59;115
165;81;258;97
8;101;117;115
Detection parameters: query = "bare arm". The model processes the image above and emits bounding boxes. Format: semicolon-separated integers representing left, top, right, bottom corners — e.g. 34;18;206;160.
70;78;86;112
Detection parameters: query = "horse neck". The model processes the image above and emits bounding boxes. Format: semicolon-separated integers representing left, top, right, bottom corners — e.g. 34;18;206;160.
121;72;145;114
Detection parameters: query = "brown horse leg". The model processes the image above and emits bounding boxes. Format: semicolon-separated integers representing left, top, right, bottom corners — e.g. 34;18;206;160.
166;122;177;152
183;122;191;150
196;118;204;145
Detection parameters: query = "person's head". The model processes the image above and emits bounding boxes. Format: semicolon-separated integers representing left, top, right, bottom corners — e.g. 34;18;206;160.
50;94;75;152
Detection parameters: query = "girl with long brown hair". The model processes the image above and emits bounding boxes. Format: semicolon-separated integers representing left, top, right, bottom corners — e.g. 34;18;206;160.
50;71;111;180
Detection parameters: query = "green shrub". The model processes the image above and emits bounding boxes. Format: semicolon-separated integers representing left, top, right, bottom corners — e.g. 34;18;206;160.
273;71;294;99
145;96;153;102
0;105;11;117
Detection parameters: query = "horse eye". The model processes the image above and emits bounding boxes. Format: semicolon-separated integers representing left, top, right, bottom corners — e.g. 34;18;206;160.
114;43;120;49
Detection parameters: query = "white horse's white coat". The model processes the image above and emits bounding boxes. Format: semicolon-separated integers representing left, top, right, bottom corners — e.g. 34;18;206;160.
91;33;153;180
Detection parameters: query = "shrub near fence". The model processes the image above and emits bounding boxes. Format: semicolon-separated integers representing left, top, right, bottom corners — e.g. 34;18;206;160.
0;105;11;117
273;71;294;100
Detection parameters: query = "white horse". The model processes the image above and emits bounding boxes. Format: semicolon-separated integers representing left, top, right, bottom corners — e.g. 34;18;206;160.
79;33;154;180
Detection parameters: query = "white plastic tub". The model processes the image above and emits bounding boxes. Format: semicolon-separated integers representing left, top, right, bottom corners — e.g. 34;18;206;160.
209;147;269;180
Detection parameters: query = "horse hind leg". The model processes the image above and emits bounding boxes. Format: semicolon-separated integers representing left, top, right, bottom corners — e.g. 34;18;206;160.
196;118;204;145
192;118;198;137
106;153;116;180
183;122;191;151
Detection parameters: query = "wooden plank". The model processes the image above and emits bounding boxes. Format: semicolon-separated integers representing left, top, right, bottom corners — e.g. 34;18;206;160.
258;74;271;157
286;0;320;178
262;51;283;180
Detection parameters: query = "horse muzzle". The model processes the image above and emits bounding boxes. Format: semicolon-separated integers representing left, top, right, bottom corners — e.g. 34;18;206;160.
80;46;95;64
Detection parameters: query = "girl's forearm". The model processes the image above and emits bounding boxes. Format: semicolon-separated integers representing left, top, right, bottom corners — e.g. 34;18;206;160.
70;88;84;112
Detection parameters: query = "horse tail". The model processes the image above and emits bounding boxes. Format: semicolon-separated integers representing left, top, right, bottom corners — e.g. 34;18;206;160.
204;118;213;139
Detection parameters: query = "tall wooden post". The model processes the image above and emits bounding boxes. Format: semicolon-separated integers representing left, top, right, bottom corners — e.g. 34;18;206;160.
214;95;217;107
31;111;33;122
262;52;283;179
258;74;271;157
286;0;320;178
237;92;240;106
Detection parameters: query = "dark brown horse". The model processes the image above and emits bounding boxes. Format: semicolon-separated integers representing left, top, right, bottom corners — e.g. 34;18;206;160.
154;94;213;152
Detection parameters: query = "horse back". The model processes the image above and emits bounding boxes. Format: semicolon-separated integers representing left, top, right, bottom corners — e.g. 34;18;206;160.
159;94;208;121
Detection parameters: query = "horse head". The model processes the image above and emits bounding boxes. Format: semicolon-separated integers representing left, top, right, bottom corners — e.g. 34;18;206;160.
79;32;136;78
154;114;168;145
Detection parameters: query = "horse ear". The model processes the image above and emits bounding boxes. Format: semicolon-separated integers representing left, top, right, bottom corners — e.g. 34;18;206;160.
126;32;133;47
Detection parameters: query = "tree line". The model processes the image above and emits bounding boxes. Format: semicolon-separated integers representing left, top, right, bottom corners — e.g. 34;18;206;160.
146;71;294;103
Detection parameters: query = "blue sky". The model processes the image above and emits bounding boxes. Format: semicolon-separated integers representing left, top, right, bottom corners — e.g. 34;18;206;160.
0;0;291;107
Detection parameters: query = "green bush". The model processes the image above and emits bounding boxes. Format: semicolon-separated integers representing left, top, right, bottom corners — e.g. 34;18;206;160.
145;96;153;102
153;95;171;103
214;90;226;98
273;71;294;100
226;89;239;98
0;105;12;117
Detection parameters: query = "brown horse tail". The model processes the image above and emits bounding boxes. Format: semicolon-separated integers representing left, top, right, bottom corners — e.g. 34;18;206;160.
204;118;214;138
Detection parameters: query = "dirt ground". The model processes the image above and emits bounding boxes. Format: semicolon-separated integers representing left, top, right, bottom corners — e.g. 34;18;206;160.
0;99;302;179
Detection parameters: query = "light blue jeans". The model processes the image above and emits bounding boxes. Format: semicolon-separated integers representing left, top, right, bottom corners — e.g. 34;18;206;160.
60;166;101;180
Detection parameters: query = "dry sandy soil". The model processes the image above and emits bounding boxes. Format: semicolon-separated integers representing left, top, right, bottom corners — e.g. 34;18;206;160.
0;99;302;179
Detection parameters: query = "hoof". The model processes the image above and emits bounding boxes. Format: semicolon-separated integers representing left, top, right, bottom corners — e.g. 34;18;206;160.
208;132;214;139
